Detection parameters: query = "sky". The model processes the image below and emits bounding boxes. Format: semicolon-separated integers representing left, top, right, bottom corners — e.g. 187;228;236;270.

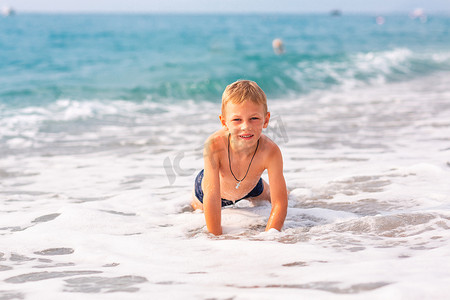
3;0;450;14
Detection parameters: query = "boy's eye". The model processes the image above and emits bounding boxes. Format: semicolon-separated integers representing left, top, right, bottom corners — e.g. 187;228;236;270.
251;117;259;120
232;118;241;122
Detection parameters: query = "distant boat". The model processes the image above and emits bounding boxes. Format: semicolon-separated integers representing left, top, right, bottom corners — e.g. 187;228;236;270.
1;6;15;16
330;9;342;17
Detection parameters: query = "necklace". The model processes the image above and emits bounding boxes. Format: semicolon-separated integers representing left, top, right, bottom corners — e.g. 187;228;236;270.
228;133;260;189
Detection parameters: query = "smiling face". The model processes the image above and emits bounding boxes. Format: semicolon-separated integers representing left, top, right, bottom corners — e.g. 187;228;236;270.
220;100;270;148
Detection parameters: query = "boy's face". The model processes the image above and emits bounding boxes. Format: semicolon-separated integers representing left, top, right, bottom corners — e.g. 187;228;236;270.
220;101;270;145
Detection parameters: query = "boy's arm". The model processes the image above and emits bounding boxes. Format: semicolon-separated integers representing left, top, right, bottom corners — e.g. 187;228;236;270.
266;145;288;231
202;140;223;235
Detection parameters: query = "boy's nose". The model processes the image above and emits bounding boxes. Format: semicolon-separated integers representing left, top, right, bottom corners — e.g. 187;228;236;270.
242;121;251;130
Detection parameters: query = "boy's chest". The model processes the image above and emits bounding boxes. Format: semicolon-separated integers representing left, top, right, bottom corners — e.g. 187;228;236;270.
218;154;265;199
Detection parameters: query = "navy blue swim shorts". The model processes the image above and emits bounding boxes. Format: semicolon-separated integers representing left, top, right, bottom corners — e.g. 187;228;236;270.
194;169;264;207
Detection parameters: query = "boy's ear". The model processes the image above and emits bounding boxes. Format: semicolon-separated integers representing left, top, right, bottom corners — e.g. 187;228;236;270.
263;112;270;128
219;115;228;130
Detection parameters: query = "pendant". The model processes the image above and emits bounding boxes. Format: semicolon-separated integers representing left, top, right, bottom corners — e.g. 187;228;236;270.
235;181;241;189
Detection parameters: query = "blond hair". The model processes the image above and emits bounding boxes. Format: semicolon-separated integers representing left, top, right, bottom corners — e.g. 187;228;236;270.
221;80;267;115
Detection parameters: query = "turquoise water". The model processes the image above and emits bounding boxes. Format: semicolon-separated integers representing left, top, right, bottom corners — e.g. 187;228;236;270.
1;14;450;107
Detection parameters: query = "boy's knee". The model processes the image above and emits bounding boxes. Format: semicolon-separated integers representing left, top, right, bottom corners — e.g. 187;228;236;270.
191;190;204;210
262;180;271;201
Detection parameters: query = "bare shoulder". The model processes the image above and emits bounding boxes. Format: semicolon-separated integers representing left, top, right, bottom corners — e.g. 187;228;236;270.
259;135;285;183
260;134;282;158
204;128;227;155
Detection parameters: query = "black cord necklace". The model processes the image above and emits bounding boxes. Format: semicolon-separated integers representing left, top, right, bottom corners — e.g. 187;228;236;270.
228;133;260;189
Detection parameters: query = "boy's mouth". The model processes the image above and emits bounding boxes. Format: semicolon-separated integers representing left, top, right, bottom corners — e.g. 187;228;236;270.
239;134;254;140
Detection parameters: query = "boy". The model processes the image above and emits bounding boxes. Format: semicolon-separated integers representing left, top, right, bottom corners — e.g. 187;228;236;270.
191;80;288;235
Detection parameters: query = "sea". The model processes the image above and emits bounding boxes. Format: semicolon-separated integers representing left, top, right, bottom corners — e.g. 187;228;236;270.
1;13;450;299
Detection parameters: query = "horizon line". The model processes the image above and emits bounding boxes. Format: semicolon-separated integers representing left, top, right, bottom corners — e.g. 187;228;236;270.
5;10;450;16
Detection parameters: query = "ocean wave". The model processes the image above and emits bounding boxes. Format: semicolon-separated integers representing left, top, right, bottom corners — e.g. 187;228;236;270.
2;48;450;107
170;48;450;100
0;98;219;154
274;48;450;96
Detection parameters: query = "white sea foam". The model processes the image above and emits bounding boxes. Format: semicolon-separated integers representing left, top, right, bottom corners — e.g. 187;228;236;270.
1;73;450;299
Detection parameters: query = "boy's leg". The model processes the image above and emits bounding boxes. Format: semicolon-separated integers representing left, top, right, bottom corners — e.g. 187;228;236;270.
248;179;271;204
191;190;204;210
